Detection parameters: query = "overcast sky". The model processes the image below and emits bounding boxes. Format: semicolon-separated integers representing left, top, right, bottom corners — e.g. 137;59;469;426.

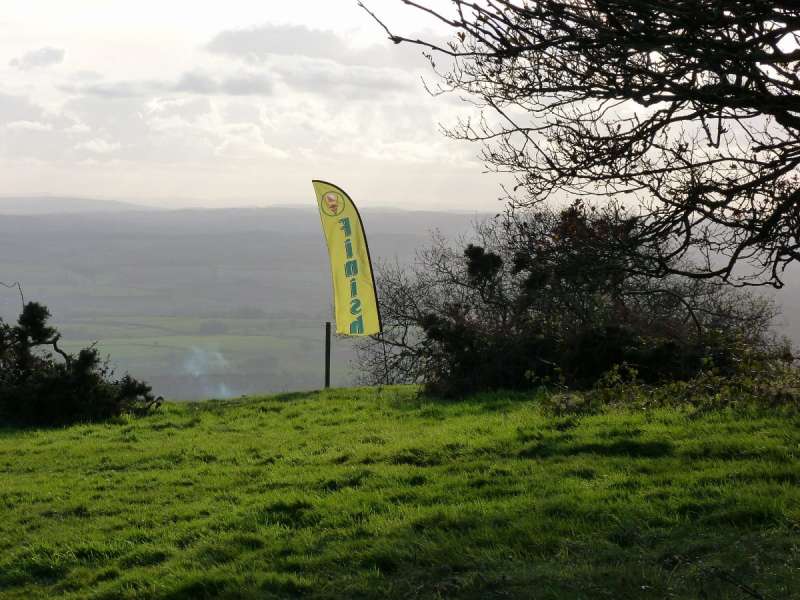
0;0;506;210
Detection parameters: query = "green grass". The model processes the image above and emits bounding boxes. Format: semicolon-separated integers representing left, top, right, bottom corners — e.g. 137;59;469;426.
1;387;799;599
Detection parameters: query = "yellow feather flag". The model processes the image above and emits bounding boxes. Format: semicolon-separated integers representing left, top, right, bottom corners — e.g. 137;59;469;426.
312;180;382;336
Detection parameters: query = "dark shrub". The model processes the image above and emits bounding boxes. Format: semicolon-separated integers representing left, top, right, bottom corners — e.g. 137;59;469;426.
357;204;788;396
0;302;160;426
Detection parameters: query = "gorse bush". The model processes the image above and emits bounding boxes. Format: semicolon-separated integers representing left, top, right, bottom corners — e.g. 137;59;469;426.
358;203;792;396
541;355;800;416
0;301;160;426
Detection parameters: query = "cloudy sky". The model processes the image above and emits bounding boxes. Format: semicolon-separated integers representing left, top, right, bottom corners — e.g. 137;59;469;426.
0;0;505;210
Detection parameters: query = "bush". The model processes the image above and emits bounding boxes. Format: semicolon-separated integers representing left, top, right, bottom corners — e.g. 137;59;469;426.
357;204;789;397
542;353;800;416
0;302;160;426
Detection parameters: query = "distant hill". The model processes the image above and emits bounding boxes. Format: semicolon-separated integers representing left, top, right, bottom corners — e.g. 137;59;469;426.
0;196;159;215
0;198;487;236
0;204;489;237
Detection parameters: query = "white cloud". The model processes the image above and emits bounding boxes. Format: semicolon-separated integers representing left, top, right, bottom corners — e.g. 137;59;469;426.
75;138;121;154
272;56;414;97
0;92;45;124
145;97;212;120
6;120;52;132
206;23;434;71
60;71;275;98
9;47;65;70
0;4;505;210
214;137;289;160
61;80;157;98
174;71;274;96
64;122;91;134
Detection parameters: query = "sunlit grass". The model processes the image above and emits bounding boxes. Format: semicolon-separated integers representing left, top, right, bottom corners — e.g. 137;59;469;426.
1;386;798;599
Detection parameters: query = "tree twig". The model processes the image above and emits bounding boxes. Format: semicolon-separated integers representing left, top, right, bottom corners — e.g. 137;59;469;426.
0;281;25;311
50;334;73;367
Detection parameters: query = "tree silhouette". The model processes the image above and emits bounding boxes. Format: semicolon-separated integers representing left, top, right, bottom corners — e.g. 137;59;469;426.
0;296;160;425
363;0;800;286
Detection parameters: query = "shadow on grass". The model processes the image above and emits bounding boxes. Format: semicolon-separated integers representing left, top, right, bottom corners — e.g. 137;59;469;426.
519;438;674;459
269;391;321;403
382;388;541;414
330;500;792;600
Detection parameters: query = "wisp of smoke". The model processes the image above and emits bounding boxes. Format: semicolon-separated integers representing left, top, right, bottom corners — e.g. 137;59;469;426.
183;347;229;377
182;347;238;399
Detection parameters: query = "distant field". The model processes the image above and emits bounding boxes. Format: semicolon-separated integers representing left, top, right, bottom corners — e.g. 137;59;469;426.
0;207;460;399
1;387;798;599
56;316;357;400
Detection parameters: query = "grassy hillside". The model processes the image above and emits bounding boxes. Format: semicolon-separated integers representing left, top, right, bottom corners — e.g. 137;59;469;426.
1;387;798;599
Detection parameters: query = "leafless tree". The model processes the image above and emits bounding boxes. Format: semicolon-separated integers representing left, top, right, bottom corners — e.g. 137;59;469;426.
356;228;521;386
362;0;800;287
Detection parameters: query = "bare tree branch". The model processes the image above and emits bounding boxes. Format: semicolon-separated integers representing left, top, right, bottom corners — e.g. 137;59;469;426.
0;281;25;311
367;0;800;286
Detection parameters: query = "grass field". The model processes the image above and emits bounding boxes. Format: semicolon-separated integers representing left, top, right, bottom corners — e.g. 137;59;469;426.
1;387;799;599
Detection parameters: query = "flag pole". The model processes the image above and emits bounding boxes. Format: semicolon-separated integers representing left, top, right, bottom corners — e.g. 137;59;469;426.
324;321;331;389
